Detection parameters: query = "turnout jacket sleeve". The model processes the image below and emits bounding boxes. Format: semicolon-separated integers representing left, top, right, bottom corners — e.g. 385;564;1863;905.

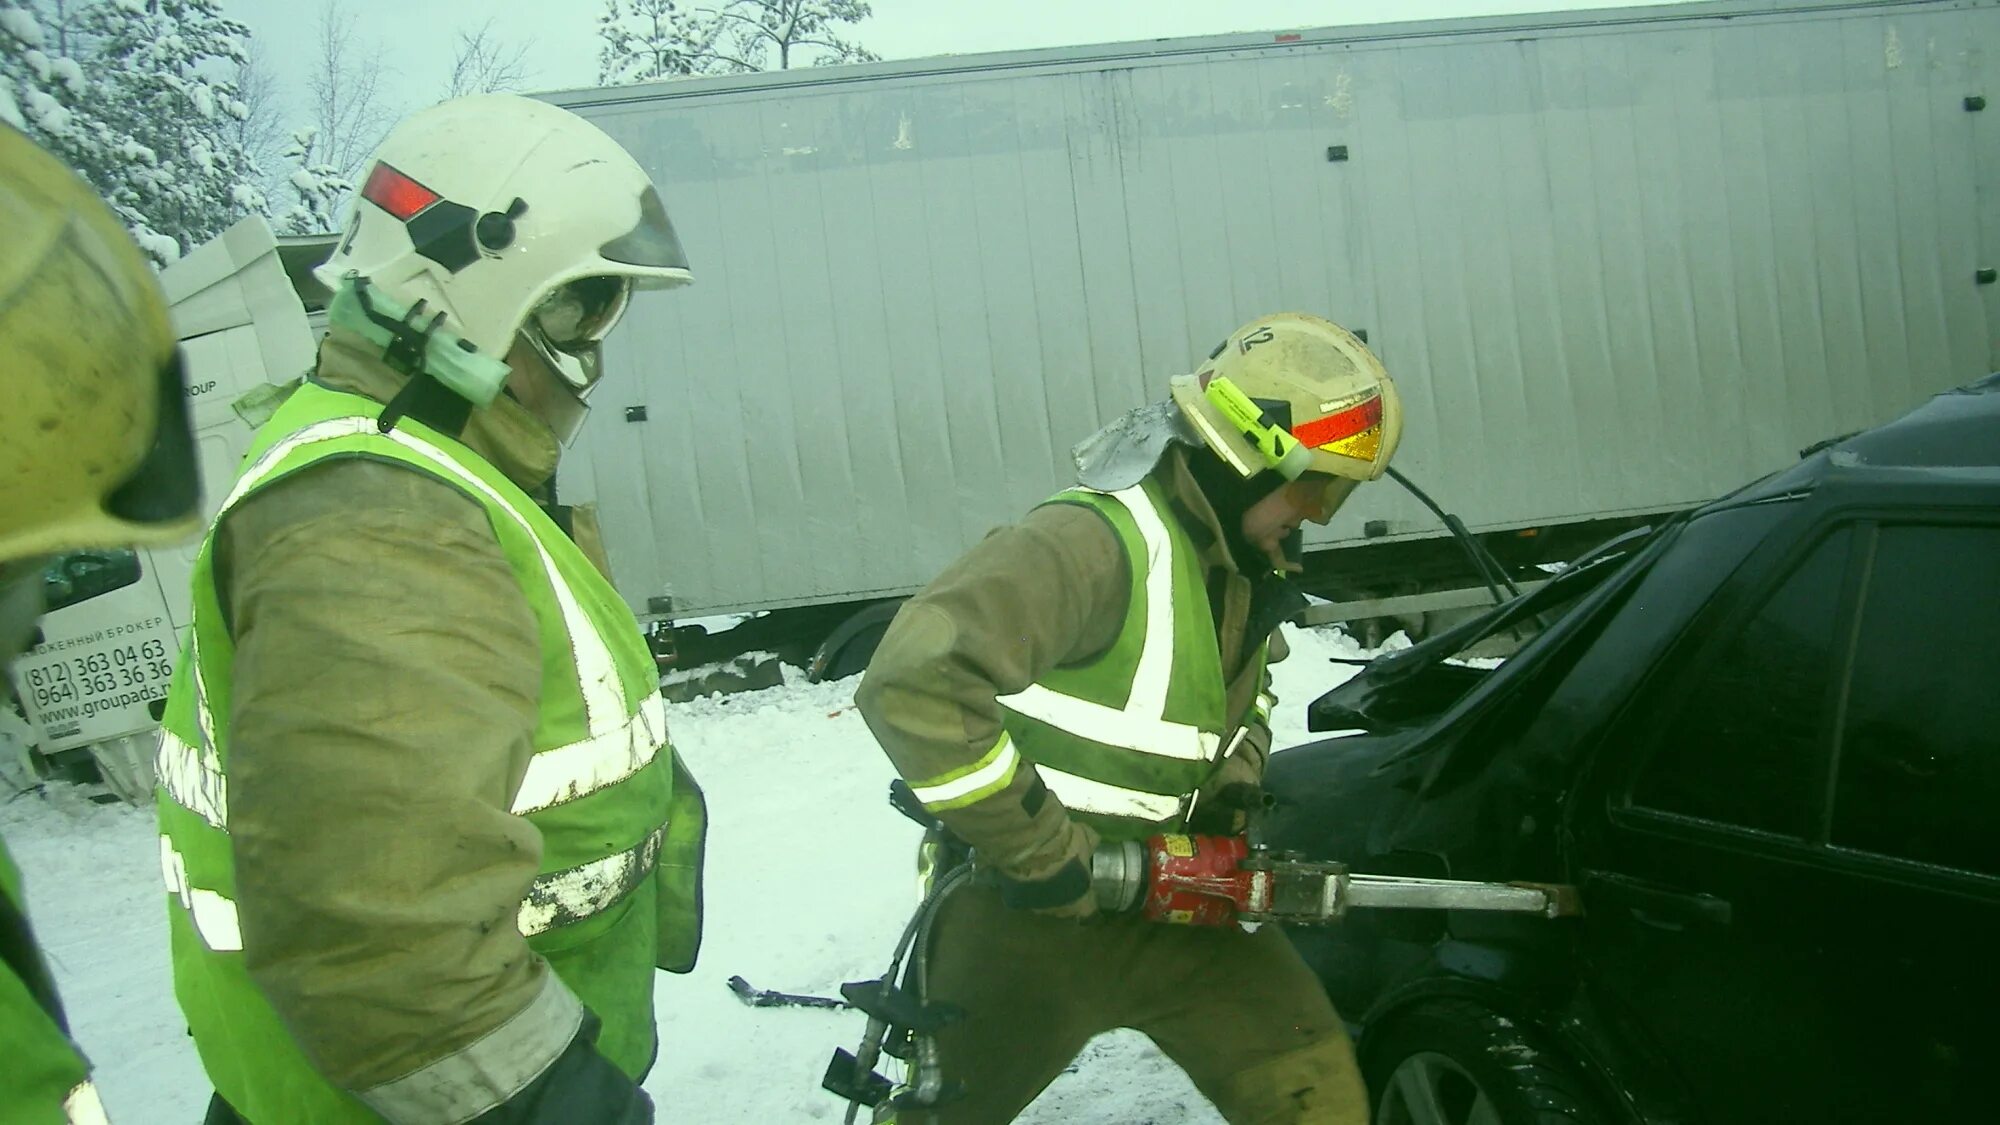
217;458;591;1117
856;504;1128;878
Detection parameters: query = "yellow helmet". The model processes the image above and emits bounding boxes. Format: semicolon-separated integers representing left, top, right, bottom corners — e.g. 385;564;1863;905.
0;125;198;567
1169;312;1402;522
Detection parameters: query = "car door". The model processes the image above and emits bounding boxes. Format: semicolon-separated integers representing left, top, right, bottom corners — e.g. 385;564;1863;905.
1813;518;2000;1119
1567;499;2000;1123
1569;518;1857;1124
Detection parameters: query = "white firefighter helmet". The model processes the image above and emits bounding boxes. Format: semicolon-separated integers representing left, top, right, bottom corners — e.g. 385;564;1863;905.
1168;312;1402;522
314;93;692;395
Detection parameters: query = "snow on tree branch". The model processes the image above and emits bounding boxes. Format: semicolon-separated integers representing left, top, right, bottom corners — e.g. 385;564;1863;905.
597;0;878;84
276;124;350;235
3;0;269;265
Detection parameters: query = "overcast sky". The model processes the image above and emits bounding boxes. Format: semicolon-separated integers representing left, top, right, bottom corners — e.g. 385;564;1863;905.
223;0;1663;134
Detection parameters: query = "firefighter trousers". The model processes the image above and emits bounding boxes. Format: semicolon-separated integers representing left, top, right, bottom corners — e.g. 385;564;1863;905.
907;882;1369;1125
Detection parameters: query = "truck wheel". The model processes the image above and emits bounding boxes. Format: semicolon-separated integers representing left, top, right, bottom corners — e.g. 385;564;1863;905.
1366;1001;1604;1125
807;599;906;683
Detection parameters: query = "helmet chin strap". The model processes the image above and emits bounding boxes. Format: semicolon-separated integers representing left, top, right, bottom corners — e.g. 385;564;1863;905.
333;278;511;438
516;321;597;446
1185;448;1291;577
539;380;592;447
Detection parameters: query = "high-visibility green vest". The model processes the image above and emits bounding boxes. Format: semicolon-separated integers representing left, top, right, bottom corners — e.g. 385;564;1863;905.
154;383;703;1122
2;839;110;1125
908;480;1269;840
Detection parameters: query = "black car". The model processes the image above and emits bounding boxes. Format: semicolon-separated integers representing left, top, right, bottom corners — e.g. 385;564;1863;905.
1264;375;2000;1125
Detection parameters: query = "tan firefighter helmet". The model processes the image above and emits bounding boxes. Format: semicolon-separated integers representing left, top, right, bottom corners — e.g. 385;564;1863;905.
0;124;199;567
1169;312;1402;522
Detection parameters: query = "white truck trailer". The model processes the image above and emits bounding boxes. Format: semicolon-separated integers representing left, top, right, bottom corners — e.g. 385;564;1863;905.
541;0;1996;671
8;0;1996;784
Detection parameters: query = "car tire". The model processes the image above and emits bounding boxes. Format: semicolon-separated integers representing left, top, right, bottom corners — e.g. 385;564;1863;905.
1365;1000;1604;1125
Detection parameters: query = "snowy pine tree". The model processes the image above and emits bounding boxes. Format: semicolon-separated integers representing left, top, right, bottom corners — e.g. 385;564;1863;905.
4;1;268;263
706;0;878;71
78;0;265;261
275;125;348;235
597;0;876;84
597;0;720;84
2;0;172;259
2;3;93;182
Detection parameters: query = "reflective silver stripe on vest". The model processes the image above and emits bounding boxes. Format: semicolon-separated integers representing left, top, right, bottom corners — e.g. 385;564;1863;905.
156;729;226;830
191;637;219;755
1038;765;1188;822
158;694;667;830
512;691;667;815
517;823;667;937
159;835;242;952
156;417;666;829
998;484;1222;764
63;1080;110;1125
214;418;626;733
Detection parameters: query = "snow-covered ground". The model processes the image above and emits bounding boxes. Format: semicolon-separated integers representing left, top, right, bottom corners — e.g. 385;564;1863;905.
1;623;1384;1123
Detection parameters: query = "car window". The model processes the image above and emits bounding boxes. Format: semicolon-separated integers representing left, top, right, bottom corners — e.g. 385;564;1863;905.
1831;524;2000;877
1628;528;1852;836
42;549;143;613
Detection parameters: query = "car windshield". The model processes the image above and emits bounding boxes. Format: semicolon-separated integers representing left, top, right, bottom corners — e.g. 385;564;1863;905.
1306;522;1672;735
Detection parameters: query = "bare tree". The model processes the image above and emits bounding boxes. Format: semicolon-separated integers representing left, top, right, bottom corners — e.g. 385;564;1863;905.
41;0;90;58
442;19;534;99
306;0;394;188
231;43;290;207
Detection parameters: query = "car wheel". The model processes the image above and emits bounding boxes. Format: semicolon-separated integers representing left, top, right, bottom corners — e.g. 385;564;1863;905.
1366;1001;1604;1125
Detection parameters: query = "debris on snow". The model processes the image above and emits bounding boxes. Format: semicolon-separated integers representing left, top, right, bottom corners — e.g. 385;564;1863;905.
8;625;1376;1122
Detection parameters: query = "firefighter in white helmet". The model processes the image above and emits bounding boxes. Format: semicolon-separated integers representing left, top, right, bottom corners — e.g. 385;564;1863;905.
857;313;1400;1123
1;123;201;1125
154;94;705;1125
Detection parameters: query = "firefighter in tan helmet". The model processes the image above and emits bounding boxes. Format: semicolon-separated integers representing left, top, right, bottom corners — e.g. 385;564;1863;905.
1;123;202;1125
856;313;1401;1123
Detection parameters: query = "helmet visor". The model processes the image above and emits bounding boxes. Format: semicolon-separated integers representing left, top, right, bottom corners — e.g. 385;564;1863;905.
104;348;202;531
1305;475;1360;525
599;186;691;277
530;275;632;358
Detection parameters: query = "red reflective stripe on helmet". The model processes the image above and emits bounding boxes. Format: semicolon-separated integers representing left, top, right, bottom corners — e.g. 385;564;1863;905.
361;162;441;221
1291;395;1382;449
